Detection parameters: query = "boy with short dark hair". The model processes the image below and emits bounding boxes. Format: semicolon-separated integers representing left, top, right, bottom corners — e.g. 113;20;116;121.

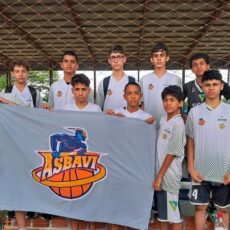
140;43;182;123
186;69;230;230
97;45;135;112
5;59;42;107
152;85;185;230
64;74;101;112
183;53;230;112
48;51;79;109
3;59;43;230
63;73;101;230
108;82;154;124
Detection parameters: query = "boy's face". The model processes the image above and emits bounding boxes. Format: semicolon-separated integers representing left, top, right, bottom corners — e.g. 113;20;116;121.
150;50;169;69
202;79;223;100
163;95;182;116
108;52;126;71
11;65;28;84
72;83;90;103
191;58;209;78
124;85;142;108
60;55;79;76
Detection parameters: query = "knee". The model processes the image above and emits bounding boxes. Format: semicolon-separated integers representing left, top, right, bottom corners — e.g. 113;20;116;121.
218;207;228;215
195;205;207;212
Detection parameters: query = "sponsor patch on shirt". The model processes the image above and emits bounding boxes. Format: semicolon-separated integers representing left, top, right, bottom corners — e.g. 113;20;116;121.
107;89;112;96
148;83;154;90
198;118;205;126
57;91;62;97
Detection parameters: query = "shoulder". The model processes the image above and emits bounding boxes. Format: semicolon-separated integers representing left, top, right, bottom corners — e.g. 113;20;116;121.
51;79;64;88
88;103;102;112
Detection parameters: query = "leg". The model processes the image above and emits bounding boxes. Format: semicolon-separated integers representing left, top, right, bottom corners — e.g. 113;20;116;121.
159;222;169;230
69;219;79;230
217;207;229;227
194;205;207;230
171;222;183;230
15;211;26;229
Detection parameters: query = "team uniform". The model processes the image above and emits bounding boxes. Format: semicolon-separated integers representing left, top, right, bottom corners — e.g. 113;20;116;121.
186;102;230;208
5;84;42;108
114;108;152;120
48;79;75;110
155;114;185;223
97;74;134;111
64;102;101;112
183;80;230;113
140;71;182;123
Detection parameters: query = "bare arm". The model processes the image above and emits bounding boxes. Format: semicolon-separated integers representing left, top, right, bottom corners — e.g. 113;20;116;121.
187;137;203;183
152;154;175;191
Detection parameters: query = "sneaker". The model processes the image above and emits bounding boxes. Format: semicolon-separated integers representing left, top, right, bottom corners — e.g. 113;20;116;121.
149;210;155;223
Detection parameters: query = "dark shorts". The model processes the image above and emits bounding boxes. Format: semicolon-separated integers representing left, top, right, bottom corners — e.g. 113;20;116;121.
155;190;182;223
191;181;230;208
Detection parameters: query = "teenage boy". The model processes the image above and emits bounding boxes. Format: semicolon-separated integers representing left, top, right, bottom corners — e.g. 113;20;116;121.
4;59;43;230
63;73;101;230
5;60;43;107
186;69;230;230
140;43;182;123
107;82;154;230
152;85;185;230
48;51;79;109
183;53;230;112
107;82;155;124
64;74;101;112
97;45;135;112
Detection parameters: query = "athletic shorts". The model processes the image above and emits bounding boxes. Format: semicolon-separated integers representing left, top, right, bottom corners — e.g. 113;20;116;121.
155;190;182;223
191;181;230;208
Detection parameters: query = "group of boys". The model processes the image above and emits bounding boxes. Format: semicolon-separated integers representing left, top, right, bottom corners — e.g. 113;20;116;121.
1;42;230;230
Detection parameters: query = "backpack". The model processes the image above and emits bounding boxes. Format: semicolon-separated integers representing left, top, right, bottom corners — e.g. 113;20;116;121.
5;85;37;107
103;76;135;97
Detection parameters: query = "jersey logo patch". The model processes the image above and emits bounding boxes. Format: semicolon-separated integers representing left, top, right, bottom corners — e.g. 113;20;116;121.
148;84;154;90
57;91;62;97
198;118;205;126
219;123;225;129
107;89;113;96
169;200;178;211
162;133;167;139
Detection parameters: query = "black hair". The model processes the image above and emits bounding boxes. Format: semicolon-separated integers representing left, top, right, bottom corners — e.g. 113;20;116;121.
61;51;78;63
108;45;125;56
161;85;184;101
9;59;30;72
124;82;141;94
202;69;222;83
189;53;210;68
151;42;169;57
71;74;90;87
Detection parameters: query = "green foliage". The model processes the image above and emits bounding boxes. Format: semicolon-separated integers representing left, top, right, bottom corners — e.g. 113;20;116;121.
28;70;59;101
0;75;7;91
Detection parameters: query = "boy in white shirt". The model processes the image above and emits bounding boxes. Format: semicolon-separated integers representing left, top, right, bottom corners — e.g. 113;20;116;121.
108;82;154;124
152;85;185;230
64;73;101;230
48;51;79;109
64;74;101;112
97;45;135;112
4;60;42;107
140;43;182;123
186;69;230;230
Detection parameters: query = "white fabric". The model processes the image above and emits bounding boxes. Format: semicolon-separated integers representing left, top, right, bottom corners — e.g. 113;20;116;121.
48;79;74;109
11;85;34;107
63;102;101;112
156;114;185;194
97;74;131;111
186;102;230;183
140;71;182;123
114;108;152;120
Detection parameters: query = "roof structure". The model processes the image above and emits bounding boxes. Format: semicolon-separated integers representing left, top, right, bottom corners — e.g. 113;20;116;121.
0;0;230;72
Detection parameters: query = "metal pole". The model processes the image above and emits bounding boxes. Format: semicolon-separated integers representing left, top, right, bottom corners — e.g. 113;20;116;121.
94;68;96;103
